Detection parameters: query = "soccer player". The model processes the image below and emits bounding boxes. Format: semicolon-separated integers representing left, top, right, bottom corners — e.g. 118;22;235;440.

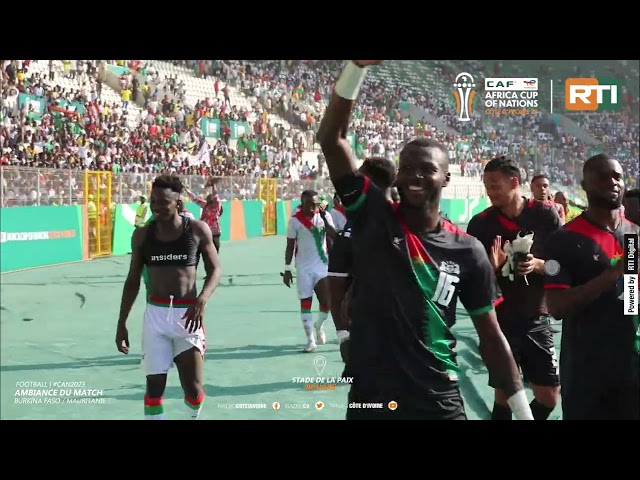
328;157;397;362
283;190;336;352
623;188;639;225
544;154;639;420
530;174;565;225
116;175;222;420
330;193;348;232
467;157;562;420
317;60;532;420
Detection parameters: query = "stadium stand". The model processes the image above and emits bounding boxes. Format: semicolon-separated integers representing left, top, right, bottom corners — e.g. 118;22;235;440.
1;60;638;208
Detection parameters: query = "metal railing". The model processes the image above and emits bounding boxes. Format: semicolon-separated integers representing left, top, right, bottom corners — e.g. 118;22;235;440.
1;166;490;207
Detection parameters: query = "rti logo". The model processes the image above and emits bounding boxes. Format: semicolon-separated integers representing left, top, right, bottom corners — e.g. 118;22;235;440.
452;72;477;122
565;78;621;111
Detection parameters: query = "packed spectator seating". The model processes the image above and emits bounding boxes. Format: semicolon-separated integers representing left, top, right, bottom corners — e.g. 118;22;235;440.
2;59;638;208
223;59;638;202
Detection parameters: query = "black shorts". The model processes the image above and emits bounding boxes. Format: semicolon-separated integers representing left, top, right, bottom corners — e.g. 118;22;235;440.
346;385;467;420
491;317;560;388
561;383;639;420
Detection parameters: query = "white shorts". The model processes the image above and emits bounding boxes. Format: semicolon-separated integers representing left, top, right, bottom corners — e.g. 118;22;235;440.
141;299;206;376
296;264;328;299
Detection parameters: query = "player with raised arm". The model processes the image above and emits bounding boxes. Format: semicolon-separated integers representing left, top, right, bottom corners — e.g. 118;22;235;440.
283;190;336;352
185;178;224;253
544;154;639;420
116;175;222;420
317;60;532;420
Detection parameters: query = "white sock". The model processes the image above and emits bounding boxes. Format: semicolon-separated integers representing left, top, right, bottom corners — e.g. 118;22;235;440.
184;392;205;420
316;310;329;328
302;313;314;341
145;413;166;420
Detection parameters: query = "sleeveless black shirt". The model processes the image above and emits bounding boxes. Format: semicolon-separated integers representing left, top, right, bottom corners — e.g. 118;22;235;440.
142;216;199;267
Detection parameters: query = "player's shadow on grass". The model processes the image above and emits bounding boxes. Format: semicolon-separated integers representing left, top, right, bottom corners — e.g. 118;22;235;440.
457;365;492;420
103;381;299;402
454;332;492;420
204;344;314;360
2;276;127;287
1;344;311;371
0;354;143;372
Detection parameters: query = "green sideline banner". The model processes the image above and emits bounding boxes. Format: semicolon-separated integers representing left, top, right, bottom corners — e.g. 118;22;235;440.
440;198;489;224
0;206;84;273
243;200;263;238
109;198;491;259
0;198;492;272
111;203;202;255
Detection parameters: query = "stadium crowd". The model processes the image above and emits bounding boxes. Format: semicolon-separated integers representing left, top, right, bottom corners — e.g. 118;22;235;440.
1;59;638;207
202;59;638;196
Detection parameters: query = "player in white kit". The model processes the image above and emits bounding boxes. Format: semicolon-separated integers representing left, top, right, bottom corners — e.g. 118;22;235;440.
330;193;348;232
282;190;336;352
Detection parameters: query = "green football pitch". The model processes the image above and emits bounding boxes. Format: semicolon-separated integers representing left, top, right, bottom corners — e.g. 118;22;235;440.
0;235;562;420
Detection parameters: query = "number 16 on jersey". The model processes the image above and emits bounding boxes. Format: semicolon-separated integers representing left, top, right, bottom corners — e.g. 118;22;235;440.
432;271;460;308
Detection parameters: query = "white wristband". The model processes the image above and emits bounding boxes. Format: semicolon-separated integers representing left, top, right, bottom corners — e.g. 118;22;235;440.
336;330;350;344
335;62;368;101
284;265;292;272
507;389;534;420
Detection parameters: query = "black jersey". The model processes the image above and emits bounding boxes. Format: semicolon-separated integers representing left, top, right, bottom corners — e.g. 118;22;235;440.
467;199;561;332
333;172;500;396
142;216;199;267
544;214;640;387
328;221;353;283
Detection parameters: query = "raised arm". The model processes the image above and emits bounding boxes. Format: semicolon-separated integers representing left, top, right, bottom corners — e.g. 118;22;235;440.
317;61;381;182
186;188;206;207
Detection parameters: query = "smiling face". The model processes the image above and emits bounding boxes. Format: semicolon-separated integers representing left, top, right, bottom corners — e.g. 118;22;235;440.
395;144;449;210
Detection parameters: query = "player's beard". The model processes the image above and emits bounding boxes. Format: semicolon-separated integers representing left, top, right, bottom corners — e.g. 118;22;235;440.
587;191;623;211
